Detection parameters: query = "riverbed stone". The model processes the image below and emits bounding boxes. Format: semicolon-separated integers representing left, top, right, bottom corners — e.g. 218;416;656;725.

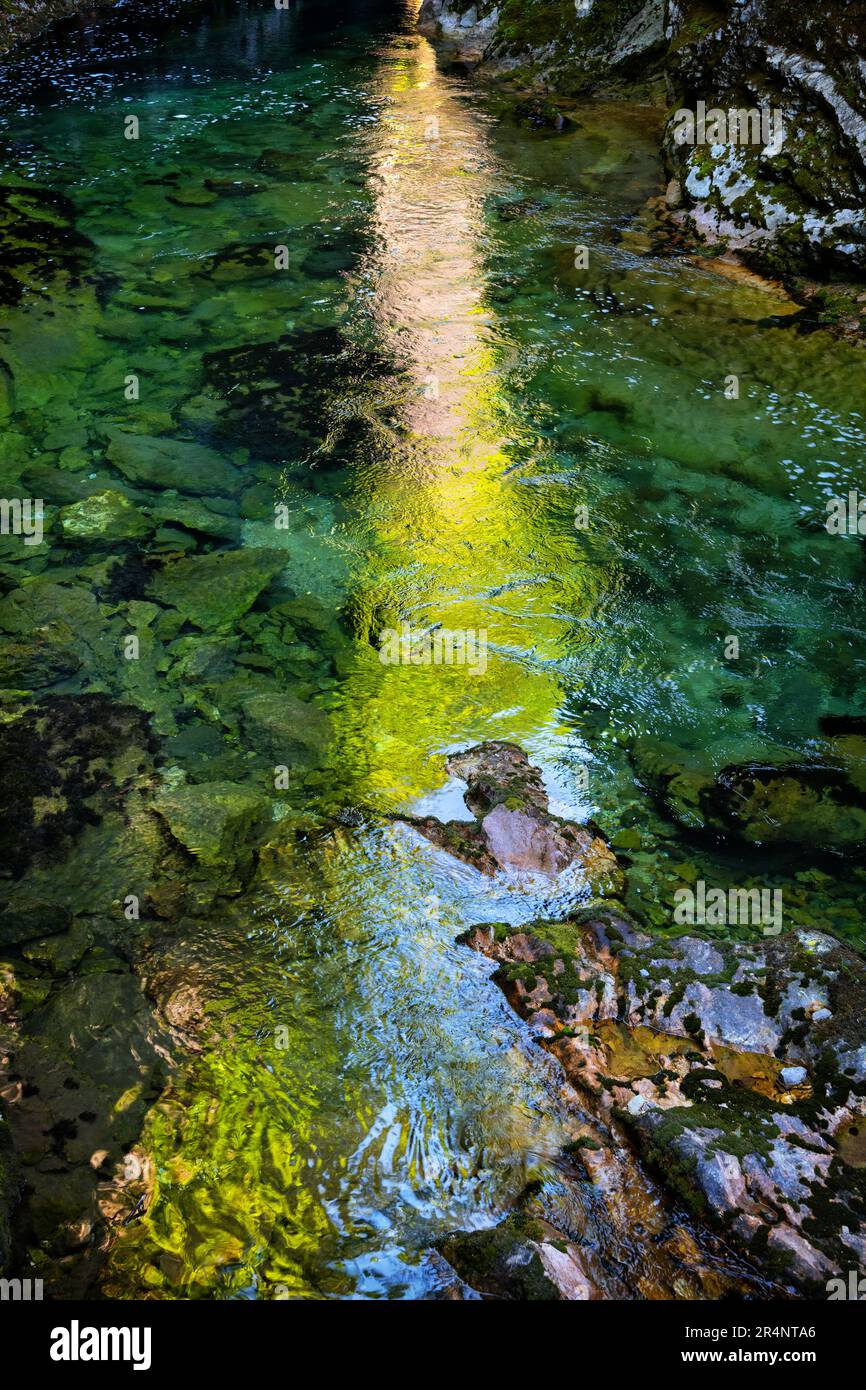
240;691;330;762
149;493;241;542
105;428;243;497
21;920;94;976
0;183;93;308
147;547;286;630
0;628;81;690
152;781;271;876
58;490;151;543
631;737;866;854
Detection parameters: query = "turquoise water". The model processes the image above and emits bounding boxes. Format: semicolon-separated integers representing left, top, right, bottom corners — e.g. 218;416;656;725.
1;0;864;1298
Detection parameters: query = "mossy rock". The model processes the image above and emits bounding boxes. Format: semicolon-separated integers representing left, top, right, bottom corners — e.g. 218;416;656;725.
105;428;243;497
436;1213;562;1300
240;691;330;763
58;490;152;543
632;737;866;854
0;183;93;308
152;781;271;876
147;548;286;630
0;627;81;689
0;693;155;880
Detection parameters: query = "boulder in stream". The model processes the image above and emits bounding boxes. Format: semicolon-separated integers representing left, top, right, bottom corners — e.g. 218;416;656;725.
401;741;622;891
632;736;866;855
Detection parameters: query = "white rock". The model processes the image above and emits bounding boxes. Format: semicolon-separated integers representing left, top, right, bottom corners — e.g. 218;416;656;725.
780;1066;807;1088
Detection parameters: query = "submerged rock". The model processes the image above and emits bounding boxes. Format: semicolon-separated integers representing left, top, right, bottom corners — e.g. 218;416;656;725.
203;178;266;198
194;240;282;282
149;493;241;543
401;741;622;891
201;325;395;461
632;738;866;854
166;185;218;208
436;1210;597;1301
254;149;314;178
0;630;81;691
0;693;155;883
0;359;14;424
240;691;330;762
147;547;286;630
0;183;93;308
1;967;172;1266
105;428;243;497
58;490;151;544
152;781;271;878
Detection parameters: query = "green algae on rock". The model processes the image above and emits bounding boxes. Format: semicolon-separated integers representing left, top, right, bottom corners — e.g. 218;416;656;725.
58;490;152;544
631;738;866;855
152;781;272;880
147;548;287;630
436;1210;575;1300
0;183;94;307
105;429;244;497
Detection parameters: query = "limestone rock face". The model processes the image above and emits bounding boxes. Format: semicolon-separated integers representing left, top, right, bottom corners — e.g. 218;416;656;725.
419;1;503;62
662;0;866;275
0;0;117;57
419;1;866;274
462;912;866;1289
419;0;668;91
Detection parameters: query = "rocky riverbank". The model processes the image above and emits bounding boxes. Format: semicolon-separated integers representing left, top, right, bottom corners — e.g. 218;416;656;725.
419;1;866;306
0;0;113;53
410;743;866;1296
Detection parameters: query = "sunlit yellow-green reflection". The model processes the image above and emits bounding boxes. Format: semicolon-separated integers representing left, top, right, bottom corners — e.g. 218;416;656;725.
105;20;601;1300
331;29;595;804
